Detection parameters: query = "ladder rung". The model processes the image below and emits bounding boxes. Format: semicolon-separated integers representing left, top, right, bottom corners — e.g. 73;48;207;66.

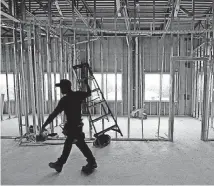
86;97;100;104
110;128;120;133
92;113;110;123
79;76;94;82
91;88;100;93
88;100;105;107
94;124;119;137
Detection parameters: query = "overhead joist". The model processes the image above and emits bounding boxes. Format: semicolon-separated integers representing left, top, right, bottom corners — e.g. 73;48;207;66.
14;16;213;22
180;5;193;16
80;0;101;28
194;6;212;29
23;21;213;35
66;0;90;28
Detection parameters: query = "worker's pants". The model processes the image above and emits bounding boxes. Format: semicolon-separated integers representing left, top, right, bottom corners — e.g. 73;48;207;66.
57;131;95;165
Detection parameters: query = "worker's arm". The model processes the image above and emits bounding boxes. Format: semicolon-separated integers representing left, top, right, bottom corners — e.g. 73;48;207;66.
41;98;64;131
77;79;92;100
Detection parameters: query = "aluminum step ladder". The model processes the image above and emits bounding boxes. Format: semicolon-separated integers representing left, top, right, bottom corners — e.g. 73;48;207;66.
72;63;123;138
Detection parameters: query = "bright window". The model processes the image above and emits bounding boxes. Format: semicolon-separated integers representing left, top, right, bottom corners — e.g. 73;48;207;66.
92;73;122;101
145;74;170;101
0;73;15;101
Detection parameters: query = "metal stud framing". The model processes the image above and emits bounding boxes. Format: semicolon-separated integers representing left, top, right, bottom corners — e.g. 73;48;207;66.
1;0;214;143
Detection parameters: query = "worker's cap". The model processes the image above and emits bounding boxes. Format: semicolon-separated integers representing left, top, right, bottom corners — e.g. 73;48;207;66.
55;79;71;88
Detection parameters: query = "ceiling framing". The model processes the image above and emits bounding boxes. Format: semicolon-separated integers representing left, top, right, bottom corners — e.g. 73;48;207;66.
1;0;213;37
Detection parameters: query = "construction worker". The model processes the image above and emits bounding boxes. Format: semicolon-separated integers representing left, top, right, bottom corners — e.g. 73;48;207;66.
41;79;97;173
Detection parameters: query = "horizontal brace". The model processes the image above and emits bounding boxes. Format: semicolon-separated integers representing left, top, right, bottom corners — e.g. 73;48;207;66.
172;56;209;61
22;21;213;35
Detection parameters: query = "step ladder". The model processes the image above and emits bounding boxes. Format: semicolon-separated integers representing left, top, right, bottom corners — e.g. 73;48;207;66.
72;63;123;138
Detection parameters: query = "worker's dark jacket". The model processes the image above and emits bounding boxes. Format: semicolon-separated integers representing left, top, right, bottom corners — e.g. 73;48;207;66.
45;91;90;135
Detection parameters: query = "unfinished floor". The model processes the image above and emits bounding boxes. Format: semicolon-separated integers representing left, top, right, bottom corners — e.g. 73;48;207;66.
1;117;214;185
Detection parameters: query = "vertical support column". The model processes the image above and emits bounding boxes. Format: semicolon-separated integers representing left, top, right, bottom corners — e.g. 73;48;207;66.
33;22;42;131
191;0;195;116
140;38;145;139
100;18;104;131
37;26;45;125
27;22;37;133
178;36;186;115
168;36;175;142
199;49;203;120
127;37;131;138
184;39;188;115
5;40;11;119
195;48;199;118
13;0;22;135
106;38;109;107
72;1;77;91
59;20;64;80
201;59;210;141
20;0;29;133
158;37;165;138
135;37;139;109
46;0;54;133
114;18;118;138
53;37;58;127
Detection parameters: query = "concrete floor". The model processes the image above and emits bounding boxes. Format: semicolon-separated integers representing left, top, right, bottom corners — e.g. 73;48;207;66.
1;116;214;184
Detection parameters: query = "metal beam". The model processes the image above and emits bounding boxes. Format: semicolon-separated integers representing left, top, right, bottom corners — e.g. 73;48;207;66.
34;0;48;12
194;6;212;29
172;56;209;61
23;21;213;35
66;0;90;28
55;0;64;18
0;10;20;22
80;0;101;28
1;0;9;9
80;0;93;17
180;5;193;16
174;0;181;18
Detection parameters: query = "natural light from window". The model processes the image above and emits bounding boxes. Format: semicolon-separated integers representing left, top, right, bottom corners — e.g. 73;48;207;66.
92;73;122;101
0;74;15;101
145;74;170;101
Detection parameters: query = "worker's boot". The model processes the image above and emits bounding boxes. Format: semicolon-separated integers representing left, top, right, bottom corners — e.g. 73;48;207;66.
49;159;63;173
81;158;97;173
